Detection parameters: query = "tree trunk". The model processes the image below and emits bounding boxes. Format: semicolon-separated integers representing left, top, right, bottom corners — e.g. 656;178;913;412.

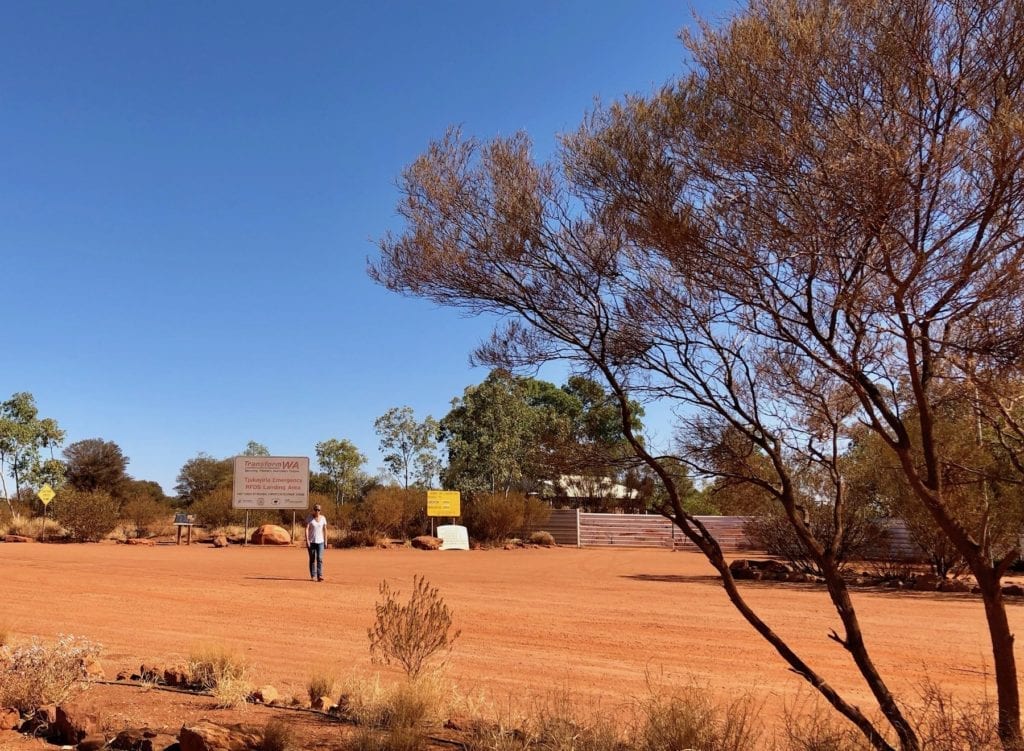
975;567;1023;750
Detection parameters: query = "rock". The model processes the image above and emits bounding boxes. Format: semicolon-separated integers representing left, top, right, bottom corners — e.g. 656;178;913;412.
126;538;155;546
116;670;132;681
112;728;178;751
141;733;179;751
249;525;290;545
111;727;150;749
78;733;110;750
179;720;262;751
249;685;277;704
163;665;190;687
83;656;105;680
212;535;229;548
411;535;442;550
312;695;336;712
0;707;20;731
0;534;32;543
939;579;971;593
1003;584;1024;597
55;701;101;744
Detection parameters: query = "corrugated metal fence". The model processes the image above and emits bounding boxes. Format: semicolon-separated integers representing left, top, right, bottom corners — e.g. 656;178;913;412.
528;511;925;558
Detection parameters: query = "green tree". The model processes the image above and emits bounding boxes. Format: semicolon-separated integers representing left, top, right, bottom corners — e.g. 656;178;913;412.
64;439;129;497
440;370;547;494
314;438;367;513
374;407;439;489
175;453;233;505
0;392;65;510
242;441;270;457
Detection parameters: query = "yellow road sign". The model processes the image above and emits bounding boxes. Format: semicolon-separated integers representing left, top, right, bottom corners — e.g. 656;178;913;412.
37;483;55;505
427;490;460;517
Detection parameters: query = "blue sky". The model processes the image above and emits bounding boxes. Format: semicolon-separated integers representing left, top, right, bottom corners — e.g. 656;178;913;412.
2;1;733;494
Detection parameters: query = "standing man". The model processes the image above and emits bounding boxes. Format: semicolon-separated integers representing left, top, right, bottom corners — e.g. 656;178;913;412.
305;504;327;582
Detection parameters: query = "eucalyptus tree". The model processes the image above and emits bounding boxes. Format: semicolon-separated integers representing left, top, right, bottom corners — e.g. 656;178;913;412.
0;392;65;509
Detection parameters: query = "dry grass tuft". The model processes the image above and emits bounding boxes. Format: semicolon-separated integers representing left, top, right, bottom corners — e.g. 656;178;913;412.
262;718;296;751
188;643;252;707
306;672;336;704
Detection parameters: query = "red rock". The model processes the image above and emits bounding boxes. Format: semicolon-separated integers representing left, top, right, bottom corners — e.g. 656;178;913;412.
179;720;262;751
249;525;290;545
55;701;100;744
411;535;442;550
0;707;20;730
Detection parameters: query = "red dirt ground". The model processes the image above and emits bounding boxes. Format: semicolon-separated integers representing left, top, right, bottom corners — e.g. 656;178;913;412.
1;541;1020;748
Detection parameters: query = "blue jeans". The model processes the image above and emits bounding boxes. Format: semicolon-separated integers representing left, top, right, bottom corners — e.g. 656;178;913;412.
307;542;325;579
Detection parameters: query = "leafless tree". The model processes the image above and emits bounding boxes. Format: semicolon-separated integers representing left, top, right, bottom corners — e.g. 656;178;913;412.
371;1;1024;748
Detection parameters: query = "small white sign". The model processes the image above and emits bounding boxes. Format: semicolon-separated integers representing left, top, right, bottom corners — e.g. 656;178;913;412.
232;456;310;510
437;524;470;551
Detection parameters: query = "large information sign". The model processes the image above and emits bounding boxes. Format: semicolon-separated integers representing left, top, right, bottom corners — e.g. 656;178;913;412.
232;456;310;510
427;490;461;517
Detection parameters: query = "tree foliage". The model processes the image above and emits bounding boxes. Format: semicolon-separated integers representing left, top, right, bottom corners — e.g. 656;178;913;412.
0;392;64;509
440;369;645;497
314;437;367;511
374;407;439;489
371;1;1024;747
64;438;129;497
175;453;233;505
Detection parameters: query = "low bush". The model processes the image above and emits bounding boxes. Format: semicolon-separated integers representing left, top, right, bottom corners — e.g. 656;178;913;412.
529;531;556;547
53;488;119;542
368;576;460;678
744;504;888;576
360;488;428;539
0;634;102;711
119;496;169;538
336;530;384;548
262;719;295;751
463;492;550;544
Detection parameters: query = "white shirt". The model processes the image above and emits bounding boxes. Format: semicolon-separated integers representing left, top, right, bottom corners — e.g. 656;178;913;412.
306;514;327;544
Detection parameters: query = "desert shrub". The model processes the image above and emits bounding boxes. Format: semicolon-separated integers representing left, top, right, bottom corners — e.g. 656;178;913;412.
529;531;556;547
631;683;760;751
262;719;295;751
190;487;244;529
307;672;335;704
120;495;169;538
188;644;251;704
868;557;918;582
464;492;549;543
0;634;102;711
336;529;385;548
910;682;1001;751
53;488;119;542
744;504;888;576
368;576;460;678
360;487;427;539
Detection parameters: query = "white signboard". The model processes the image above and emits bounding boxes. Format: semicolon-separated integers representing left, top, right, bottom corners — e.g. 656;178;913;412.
232;456;310;510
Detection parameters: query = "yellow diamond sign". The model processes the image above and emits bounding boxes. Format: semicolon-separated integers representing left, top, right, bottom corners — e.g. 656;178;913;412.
37;484;55;506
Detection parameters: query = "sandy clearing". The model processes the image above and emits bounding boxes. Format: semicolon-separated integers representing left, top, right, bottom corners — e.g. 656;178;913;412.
0;541;1015;718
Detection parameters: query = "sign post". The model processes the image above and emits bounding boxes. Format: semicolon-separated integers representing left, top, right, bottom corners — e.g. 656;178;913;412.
37;484;55;541
232;457;310;546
